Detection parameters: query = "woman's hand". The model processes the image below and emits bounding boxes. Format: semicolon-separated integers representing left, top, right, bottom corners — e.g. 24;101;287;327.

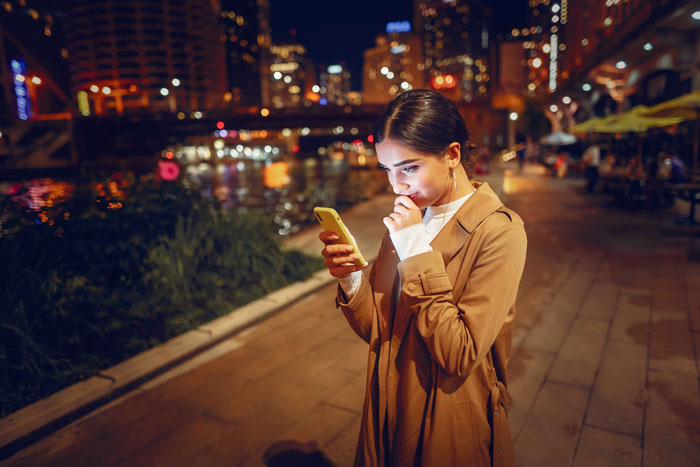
383;196;422;234
319;231;367;279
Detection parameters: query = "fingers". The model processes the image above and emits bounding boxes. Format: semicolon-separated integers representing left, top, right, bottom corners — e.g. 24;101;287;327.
388;212;402;222
383;216;397;233
392;204;411;216
321;243;354;257
319;231;339;245
324;252;361;267
394;195;418;210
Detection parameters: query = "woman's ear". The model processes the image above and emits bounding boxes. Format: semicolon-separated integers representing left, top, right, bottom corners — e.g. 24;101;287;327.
446;142;462;168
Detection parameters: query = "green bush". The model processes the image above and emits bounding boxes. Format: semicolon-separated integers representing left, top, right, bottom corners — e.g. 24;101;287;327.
0;180;323;417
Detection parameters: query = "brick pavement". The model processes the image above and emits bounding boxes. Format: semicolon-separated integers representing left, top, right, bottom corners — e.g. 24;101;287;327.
3;163;699;466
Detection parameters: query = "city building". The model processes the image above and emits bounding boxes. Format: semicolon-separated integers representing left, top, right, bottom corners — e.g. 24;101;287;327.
520;0;563;98
219;0;271;108
413;0;493;103
62;0;227;116
266;43;311;109
362;23;424;105
0;0;71;121
319;63;352;106
543;0;699;122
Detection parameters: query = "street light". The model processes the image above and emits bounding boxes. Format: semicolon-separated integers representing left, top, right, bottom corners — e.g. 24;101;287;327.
160;88;169;96
549;104;559;113
582;83;592;91
562;96;572;104
509;112;518;121
171;78;180;87
615;60;627;69
31;76;41;85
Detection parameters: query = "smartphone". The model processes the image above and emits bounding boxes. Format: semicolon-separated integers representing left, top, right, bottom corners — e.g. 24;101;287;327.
313;207;368;266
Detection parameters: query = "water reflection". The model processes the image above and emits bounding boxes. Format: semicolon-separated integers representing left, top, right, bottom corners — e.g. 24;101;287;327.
1;156;390;236
187;157;389;235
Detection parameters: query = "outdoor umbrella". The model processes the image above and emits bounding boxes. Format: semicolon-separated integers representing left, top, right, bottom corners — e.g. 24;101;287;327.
641;91;700;169
572;106;682;134
571;116;608;133
540;131;577;145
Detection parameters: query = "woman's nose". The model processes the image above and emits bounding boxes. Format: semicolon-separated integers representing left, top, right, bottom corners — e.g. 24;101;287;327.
392;181;408;194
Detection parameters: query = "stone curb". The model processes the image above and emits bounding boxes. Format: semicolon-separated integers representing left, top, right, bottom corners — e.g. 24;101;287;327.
0;266;342;456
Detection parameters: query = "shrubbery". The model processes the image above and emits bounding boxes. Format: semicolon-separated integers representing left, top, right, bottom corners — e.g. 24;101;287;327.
0;177;323;417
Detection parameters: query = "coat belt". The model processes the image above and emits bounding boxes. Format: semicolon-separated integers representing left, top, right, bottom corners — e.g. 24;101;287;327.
488;370;515;467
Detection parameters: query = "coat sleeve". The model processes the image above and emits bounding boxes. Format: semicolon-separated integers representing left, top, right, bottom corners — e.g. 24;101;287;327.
335;274;375;344
335;235;387;344
397;217;527;378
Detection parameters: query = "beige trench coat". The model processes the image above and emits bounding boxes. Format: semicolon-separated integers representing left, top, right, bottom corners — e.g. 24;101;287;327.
336;182;527;467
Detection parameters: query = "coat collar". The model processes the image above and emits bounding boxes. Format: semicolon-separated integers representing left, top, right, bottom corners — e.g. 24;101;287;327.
452;182;505;234
429;182;504;263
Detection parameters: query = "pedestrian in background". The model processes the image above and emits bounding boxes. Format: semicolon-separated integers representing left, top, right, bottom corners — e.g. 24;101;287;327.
582;143;601;193
319;89;527;466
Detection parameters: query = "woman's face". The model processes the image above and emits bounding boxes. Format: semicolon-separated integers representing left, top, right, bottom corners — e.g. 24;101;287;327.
376;138;453;209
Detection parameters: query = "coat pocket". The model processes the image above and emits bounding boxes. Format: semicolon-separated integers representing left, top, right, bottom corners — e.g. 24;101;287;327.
453;401;480;466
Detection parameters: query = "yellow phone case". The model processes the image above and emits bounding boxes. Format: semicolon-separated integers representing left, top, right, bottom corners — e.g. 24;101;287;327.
313;207;368;266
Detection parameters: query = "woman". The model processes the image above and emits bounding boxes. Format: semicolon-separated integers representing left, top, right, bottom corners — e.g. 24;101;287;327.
319;90;527;466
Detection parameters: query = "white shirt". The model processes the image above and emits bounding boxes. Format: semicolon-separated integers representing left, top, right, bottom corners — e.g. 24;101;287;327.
339;191;475;298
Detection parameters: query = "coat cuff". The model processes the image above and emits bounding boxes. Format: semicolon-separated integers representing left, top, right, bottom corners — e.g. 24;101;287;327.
397;250;453;296
336;271;369;308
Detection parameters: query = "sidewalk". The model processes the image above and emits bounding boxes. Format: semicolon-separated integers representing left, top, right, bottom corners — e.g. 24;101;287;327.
3;164;699;466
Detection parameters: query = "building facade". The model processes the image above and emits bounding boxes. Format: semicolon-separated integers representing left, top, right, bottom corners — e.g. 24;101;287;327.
266;43;310;109
363;27;424;105
319;63;351;106
63;0;227;116
413;0;493;103
542;0;698;118
219;0;271;108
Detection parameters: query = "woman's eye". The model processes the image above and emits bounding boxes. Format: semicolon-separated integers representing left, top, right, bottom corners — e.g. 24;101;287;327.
402;165;418;173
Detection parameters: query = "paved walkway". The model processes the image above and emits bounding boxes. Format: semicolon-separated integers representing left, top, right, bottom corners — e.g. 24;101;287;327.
3;163;699;466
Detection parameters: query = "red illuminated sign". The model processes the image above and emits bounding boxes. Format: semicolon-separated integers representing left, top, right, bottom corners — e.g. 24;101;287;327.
430;74;456;90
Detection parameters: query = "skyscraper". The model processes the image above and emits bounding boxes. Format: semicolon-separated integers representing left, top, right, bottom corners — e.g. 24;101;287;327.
267;43;309;109
219;0;271;108
414;0;493;102
363;25;424;105
319;63;351;106
63;0;227;116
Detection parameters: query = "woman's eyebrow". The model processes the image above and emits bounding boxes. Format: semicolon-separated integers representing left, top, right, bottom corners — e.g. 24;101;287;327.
393;159;421;167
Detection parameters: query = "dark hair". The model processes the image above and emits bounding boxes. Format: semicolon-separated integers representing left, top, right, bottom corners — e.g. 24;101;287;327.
373;89;478;176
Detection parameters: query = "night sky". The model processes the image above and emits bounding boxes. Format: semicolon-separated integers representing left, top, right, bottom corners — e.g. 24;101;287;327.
269;0;531;90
